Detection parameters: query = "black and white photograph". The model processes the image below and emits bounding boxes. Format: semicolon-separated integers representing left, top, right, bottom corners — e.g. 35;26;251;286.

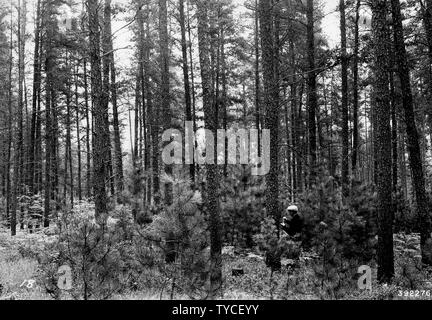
0;0;432;306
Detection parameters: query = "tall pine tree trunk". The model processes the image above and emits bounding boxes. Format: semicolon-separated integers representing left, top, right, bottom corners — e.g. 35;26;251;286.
44;11;55;228
28;0;41;195
371;0;394;282
75;66;82;201
187;0;198;177
391;0;432;264
260;0;280;271
104;0;124;195
88;0;108;224
289;40;297;196
135;3;144;200
102;0;114;198
255;0;261;158
352;0;361;178
306;0;317;185
64;51;73;206
159;0;172;205
143;7;155;205
180;0;195;187
11;0;26;235
196;0;222;298
340;0;349;196
84;58;92;199
6;3;13;223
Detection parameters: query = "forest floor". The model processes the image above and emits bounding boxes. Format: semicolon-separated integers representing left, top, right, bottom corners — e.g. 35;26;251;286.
0;226;432;300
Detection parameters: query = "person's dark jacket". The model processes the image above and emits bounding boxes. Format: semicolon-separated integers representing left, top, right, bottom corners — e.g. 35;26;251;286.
282;213;304;237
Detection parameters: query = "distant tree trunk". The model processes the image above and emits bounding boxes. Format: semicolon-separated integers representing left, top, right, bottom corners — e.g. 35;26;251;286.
131;75;142;222
390;67;398;193
6;3;13;224
11;0;26;235
84;58;92;199
289;40;297;198
196;0;222;299
88;0;108;223
102;0;114;198
255;0;261;158
44;13;55;228
179;0;194;187
64;51;73;206
370;79;378;185
28;0;41;195
103;0;123;196
138;82;143;161
352;0;361;178
363;92;372;183
340;0;349;196
284;87;292;199
221;26;228;178
19;4;27;230
146;9;160;206
388;16;399;194
52;97;59;209
159;0;172;205
391;0;432;265
371;0;395;282
297;82;305;193
135;4;144;211
142;66;150;207
210;6;220;134
142;6;155;205
75;66;82;201
187;0;198;177
398;124;408;199
133;76;140;162
306;0;317;185
111;75;124;194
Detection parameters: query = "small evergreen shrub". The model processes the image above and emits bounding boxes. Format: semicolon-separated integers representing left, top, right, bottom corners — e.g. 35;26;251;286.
38;201;136;300
299;177;377;298
135;179;211;299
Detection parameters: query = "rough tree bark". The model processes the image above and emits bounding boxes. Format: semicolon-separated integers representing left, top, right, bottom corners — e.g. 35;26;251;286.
260;0;281;271
255;0;261;158
196;0;222;299
102;0;114;198
391;0;432;265
44;9;56;228
11;0;26;235
88;0;108;224
340;0;349;196
180;0;195;187
6;3;13;223
83;58;92;199
352;0;361;178
28;0;41;195
371;0;395;282
159;0;173;205
75;65;82;201
306;0;317;185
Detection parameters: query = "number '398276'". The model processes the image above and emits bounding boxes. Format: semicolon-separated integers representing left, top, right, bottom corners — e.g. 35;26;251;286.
398;290;431;298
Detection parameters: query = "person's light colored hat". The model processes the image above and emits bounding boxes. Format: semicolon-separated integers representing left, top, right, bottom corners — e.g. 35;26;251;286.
287;205;299;212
